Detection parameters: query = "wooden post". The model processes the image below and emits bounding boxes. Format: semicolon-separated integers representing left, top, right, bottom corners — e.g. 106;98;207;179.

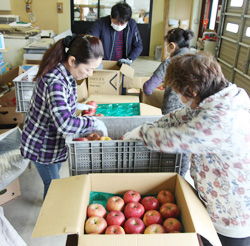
161;0;170;61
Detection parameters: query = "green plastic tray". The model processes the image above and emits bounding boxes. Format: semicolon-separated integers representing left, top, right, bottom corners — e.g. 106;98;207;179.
95;103;140;117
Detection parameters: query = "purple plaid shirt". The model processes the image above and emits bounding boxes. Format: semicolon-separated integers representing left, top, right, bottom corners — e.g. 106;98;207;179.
21;63;97;164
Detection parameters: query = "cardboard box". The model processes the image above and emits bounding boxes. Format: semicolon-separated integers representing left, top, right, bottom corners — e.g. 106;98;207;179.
0;178;21;205
84;94;162;116
141;88;165;109
0;107;24;134
32;173;222;246
0;66;26;95
124;76;150;89
76;79;88;103
0;89;16;107
23;59;41;65
0;62;9;75
88;61;134;96
86;94;139;104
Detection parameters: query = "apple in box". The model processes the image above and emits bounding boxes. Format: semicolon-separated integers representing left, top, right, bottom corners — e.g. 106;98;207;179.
99;136;112;141
105;225;125;234
87;133;100;141
159;202;179;219
106;211;125;226
144;224;166;234
106;196;125;212
124;202;145;219
141;196;160;211
87;203;107;218
85;216;107;234
163;218;182;233
82;101;97;116
143;210;163;227
73;137;88;141
124;217;145;234
157;190;175;205
123;190;141;204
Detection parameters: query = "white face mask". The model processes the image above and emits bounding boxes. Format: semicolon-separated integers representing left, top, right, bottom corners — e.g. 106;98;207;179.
177;93;193;108
166;44;173;58
111;22;127;32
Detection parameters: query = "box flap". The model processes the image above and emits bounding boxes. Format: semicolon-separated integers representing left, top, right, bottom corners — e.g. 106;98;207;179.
79;233;200;246
32;175;90;238
0;66;20;86
141;89;164;109
177;176;222;246
77;79;88;103
86;94;139;104
0;107;24;124
120;64;134;79
90;173;177;195
140;103;162;116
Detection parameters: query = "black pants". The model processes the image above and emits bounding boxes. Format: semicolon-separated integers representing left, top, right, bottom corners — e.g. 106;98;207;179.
201;234;250;246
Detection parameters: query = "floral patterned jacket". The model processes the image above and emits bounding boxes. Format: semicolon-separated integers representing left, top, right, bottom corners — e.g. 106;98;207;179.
138;83;250;238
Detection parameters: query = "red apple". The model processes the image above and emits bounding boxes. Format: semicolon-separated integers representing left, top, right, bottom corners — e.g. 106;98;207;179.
159;203;179;219
143;210;163;227
87;203;107;218
82;101;97;116
106;196;125;212
144;224;166;234
123;190;141;204
87;133;100;141
106;211;125;226
163;218;182;233
124;217;145;234
85;216;107;234
124;202;145;219
141;196;160;211
157;190;175;205
73;137;88;141
119;137;123;140
105;225;125;234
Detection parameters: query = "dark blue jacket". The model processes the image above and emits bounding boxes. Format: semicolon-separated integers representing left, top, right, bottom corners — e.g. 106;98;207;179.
87;16;143;61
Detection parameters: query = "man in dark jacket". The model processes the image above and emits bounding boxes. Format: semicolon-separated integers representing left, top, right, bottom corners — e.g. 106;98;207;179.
87;2;143;66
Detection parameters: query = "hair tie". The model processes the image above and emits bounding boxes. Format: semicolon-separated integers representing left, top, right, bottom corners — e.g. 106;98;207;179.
63;33;77;48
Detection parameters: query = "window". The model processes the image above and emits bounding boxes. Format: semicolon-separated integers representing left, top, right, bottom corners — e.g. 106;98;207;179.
226;23;239;33
230;0;244;7
209;0;219;30
246;27;250;38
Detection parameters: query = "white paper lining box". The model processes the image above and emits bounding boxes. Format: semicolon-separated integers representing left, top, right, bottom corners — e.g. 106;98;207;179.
32;173;222;246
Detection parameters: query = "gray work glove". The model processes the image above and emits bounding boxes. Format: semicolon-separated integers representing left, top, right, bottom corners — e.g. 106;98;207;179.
117;58;132;67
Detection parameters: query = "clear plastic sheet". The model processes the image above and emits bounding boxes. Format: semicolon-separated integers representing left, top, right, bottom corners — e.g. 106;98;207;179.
0;127;29;190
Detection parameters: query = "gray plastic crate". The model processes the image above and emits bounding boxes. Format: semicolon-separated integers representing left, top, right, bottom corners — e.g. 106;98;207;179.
66;116;182;176
13;65;39;112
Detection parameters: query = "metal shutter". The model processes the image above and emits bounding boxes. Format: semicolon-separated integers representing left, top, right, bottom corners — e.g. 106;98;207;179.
215;0;250;95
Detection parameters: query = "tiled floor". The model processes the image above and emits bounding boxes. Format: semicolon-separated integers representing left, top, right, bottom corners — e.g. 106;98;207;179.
1;56;194;246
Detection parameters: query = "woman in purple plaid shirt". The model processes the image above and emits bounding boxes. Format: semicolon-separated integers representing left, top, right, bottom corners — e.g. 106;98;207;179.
21;35;107;199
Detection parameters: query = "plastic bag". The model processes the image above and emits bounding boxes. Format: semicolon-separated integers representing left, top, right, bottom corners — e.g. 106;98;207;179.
0;127;29;190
